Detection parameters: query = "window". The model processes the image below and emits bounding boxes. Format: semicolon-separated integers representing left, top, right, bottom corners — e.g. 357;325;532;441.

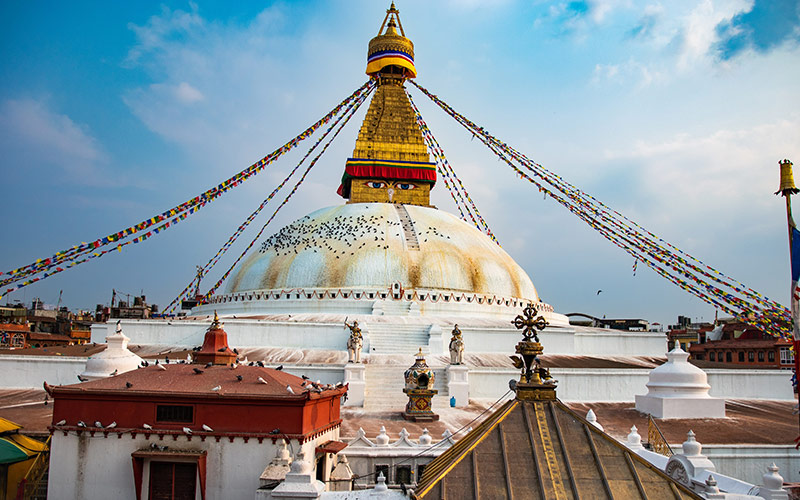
375;465;390;483
726;352;732;363
780;347;794;365
758;351;765;362
149;461;196;500
748;351;755;362
769;351;775;362
709;352;715;362
396;466;412;485
156;405;193;423
738;352;745;362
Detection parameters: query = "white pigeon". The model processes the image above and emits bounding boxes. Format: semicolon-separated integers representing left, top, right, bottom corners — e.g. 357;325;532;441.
202;424;213;432
143;423;153;430
182;427;192;435
211;385;221;391
77;421;86;428
157;364;167;371
286;385;295;395
55;419;66;426
257;377;268;384
94;421;103;428
106;421;117;429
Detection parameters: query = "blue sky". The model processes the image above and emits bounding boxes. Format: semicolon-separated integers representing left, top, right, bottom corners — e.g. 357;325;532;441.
0;0;798;325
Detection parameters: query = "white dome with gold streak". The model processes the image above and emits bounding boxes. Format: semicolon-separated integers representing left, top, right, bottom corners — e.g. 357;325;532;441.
227;203;538;301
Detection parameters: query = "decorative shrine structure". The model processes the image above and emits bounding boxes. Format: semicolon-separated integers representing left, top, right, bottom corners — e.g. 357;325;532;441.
402;348;438;422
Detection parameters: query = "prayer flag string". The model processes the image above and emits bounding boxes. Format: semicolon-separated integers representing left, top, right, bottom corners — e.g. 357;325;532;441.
410;80;791;337
0;81;373;301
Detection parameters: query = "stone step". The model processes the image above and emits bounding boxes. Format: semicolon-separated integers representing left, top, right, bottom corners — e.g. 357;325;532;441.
365;322;430;354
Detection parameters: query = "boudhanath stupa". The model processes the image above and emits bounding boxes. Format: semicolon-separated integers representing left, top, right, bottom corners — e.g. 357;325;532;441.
4;5;796;493
84;3;792;413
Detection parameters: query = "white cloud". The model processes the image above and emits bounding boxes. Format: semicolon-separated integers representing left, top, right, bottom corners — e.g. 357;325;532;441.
603;118;800;228
175;82;204;104
0;98;108;180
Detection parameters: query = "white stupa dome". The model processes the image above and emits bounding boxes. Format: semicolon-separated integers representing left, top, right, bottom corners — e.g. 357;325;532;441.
81;321;144;381
635;341;725;418
226;203;538;300
643;342;711;398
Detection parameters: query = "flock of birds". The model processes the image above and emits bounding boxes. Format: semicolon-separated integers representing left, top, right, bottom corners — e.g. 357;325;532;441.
253;210;455;263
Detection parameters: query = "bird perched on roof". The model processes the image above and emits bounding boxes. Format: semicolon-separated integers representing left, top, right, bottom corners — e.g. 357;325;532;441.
77;421;86;428
94;421;103;429
77;375;88;382
109;369;118;376
276;365;283;371
202;424;213;432
211;385;221;391
205;362;213;368
126;382;133;388
157;364;167;371
236;375;243;382
269;428;280;434
193;368;204;375
286;385;295;395
107;422;117;429
301;375;309;380
143;423;153;430
55;419;66;426
182;427;192;435
256;361;264;368
257;377;268;384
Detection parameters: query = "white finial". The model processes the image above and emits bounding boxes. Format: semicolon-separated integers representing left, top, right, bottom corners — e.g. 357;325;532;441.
762;462;785;490
376;426;389;446
626;425;643;449
682;430;701;456
419;428;432;446
705;474;720;494
290;449;310;474
374;472;388;492
586;409;604;431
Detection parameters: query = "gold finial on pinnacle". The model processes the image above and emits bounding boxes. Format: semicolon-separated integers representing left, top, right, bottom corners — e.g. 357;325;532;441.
776;159;799;196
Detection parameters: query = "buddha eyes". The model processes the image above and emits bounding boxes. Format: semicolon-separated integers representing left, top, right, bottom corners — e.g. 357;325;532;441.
362;181;416;190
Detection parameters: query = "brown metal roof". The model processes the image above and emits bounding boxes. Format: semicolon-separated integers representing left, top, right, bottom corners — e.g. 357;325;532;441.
50;364;344;401
414;399;701;500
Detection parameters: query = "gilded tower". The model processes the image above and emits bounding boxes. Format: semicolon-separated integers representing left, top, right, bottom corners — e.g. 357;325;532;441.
337;3;437;206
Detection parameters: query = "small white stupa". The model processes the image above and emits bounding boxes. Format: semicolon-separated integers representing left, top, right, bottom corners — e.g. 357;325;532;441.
80;321;144;381
635;341;725;419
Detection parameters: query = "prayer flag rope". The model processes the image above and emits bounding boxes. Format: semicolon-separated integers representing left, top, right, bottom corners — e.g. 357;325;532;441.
411;80;792;337
162;80;376;314
0;81;373;300
200;79;373;303
406;89;498;244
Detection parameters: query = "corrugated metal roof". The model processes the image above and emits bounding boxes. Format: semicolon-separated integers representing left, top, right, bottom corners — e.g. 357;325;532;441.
51;364;344;401
415;399;702;500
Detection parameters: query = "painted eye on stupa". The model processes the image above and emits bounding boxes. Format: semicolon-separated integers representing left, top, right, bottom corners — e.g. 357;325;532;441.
365;181;387;189
396;183;417;190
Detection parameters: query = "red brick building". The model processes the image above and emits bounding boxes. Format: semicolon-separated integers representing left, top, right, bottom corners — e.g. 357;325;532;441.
688;322;793;368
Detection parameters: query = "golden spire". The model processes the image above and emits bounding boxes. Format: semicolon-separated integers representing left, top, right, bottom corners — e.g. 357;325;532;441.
337;4;436;206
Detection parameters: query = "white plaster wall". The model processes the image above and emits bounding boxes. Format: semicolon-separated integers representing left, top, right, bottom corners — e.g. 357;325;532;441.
706;369;794;399
0;355;86;388
48;430;336;500
467;368;795;402
668;444;800;484
574;330;667;357
93;319;671;359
